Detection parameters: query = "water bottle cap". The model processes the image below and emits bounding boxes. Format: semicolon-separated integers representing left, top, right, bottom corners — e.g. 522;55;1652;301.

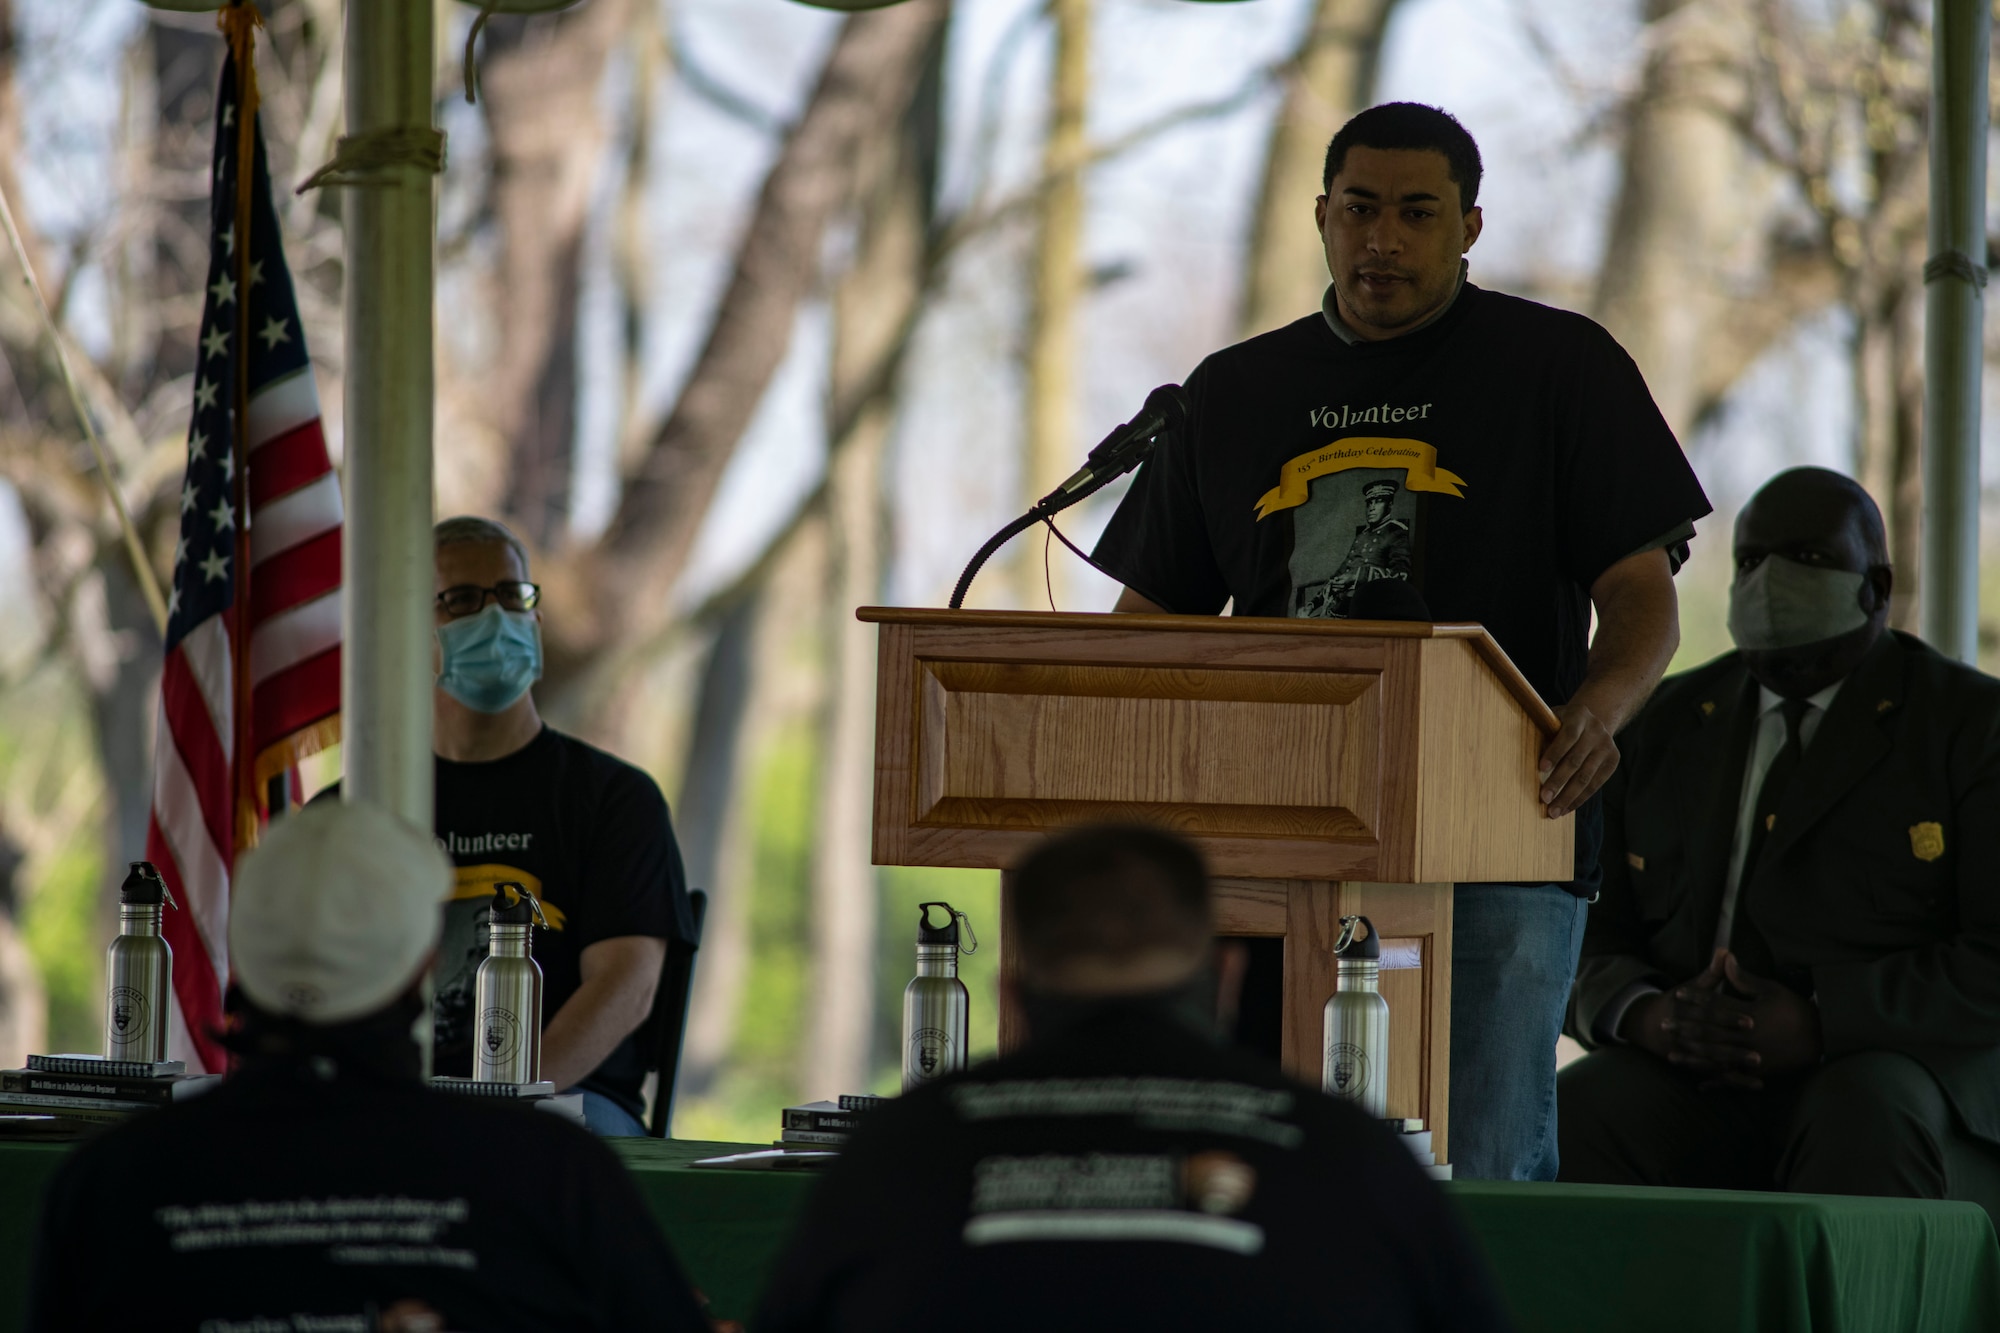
490;882;548;928
917;902;978;954
1334;915;1379;961
120;861;172;907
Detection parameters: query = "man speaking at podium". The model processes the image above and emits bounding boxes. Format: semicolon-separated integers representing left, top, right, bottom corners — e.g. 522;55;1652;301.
1093;102;1710;1180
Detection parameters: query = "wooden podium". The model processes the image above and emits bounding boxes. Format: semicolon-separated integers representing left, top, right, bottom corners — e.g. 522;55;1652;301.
860;608;1571;1164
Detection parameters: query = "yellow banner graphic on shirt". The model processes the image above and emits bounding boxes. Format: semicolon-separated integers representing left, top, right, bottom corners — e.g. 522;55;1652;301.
1253;438;1468;520
450;864;568;930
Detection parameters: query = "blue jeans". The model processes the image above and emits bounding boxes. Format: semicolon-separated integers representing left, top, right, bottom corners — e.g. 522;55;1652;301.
576;1088;648;1137
1450;882;1588;1180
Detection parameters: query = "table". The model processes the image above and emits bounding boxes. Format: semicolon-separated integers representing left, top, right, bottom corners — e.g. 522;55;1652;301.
2;1137;1995;1330
617;1144;2000;1331
1454;1180;2000;1333
609;1140;816;1319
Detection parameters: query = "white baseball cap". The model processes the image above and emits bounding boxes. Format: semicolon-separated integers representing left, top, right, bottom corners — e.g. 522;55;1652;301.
230;800;451;1025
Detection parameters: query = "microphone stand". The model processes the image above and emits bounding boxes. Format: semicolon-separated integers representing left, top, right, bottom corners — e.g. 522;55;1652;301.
948;488;1085;611
949;384;1186;610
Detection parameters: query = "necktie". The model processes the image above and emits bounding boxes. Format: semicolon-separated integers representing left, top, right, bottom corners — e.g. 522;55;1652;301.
1731;698;1812;982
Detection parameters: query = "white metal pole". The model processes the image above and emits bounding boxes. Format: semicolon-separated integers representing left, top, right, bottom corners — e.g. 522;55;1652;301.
341;0;435;825
1921;0;1989;662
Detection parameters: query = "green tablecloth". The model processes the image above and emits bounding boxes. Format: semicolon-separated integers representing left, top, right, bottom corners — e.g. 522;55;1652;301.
611;1143;2000;1331
608;1140;817;1320
1;1137;1995;1331
1452;1180;2000;1333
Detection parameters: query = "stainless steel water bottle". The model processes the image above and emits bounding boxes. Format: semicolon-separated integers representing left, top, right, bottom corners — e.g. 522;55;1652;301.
105;861;176;1062
473;882;547;1084
902;902;976;1091
1323;914;1389;1116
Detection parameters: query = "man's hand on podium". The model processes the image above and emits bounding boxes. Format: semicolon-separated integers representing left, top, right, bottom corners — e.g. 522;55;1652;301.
1540;697;1619;818
1544;547;1682;818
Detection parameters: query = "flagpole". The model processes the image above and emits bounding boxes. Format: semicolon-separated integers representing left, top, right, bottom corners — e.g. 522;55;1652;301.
0;184;168;635
223;5;261;850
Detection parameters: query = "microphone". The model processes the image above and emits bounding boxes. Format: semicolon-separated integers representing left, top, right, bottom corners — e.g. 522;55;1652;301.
1039;384;1190;511
949;383;1189;610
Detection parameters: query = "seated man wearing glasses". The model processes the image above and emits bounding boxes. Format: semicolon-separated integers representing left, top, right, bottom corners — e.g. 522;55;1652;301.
424;516;694;1135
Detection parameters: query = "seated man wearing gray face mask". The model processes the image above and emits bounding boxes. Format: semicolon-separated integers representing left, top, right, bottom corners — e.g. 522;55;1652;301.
1556;467;2000;1216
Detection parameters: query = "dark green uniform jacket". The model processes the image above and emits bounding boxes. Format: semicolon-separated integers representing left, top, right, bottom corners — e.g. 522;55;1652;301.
1569;630;2000;1145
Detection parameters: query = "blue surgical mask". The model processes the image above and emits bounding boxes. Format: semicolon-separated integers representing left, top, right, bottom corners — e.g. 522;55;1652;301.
436;604;542;713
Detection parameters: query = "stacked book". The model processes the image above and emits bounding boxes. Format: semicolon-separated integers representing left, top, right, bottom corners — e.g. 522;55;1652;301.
1385;1117;1451;1181
429;1077;586;1129
778;1094;883;1149
0;1054;220;1130
430;1076;556;1099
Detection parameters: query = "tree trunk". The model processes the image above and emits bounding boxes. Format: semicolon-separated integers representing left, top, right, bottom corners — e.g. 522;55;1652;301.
802;427;889;1098
479;0;631;551
0;909;45;1070
577;0;947;681
674;594;761;1098
1592;0;1758;439
613;0;665;481
0;0;44;1067
1022;0;1090;574
1239;0;1401;340
1853;269;1926;629
801;32;941;1097
82;554;165;996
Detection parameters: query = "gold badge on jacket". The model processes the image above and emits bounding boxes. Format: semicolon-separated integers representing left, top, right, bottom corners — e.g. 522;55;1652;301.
1910;822;1946;862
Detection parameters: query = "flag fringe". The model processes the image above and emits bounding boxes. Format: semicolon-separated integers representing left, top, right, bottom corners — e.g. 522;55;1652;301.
236;714;342;848
254;714;342;793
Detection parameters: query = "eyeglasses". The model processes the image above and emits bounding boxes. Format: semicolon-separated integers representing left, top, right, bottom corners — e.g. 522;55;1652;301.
435;581;541;618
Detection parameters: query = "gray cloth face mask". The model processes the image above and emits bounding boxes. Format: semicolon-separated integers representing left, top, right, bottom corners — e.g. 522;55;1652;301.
1727;555;1870;651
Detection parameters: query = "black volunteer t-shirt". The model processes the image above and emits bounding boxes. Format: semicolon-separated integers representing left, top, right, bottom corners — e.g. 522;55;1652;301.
756;1003;1511;1333
434;726;692;1117
1094;284;1711;710
28;1061;708;1332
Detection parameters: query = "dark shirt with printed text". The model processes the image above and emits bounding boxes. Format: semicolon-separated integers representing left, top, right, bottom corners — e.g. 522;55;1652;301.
27;1060;707;1332
432;726;692;1118
757;1004;1511;1333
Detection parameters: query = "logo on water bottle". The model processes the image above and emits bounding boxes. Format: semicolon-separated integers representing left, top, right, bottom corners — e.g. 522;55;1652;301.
1326;1041;1371;1100
479;1007;521;1066
109;987;149;1044
908;1028;953;1083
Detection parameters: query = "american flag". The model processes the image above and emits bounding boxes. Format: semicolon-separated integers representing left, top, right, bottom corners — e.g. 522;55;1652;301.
147;32;342;1073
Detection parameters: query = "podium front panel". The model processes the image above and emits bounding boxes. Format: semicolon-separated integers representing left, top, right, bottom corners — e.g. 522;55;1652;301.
866;609;1569;884
871;618;1421;880
921;658;1384;835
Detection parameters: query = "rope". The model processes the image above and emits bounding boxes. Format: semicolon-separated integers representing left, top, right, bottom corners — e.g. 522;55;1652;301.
1923;249;1990;289
296;127;448;194
464;2;500;105
0;181;168;635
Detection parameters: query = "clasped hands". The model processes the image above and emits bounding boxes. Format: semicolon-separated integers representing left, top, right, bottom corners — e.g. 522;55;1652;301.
1617;949;1823;1090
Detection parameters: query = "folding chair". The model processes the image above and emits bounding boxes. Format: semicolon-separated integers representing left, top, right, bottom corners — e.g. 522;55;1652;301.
643;889;706;1137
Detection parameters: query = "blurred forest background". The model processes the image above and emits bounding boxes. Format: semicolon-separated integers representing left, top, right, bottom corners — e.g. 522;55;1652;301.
0;0;1996;1137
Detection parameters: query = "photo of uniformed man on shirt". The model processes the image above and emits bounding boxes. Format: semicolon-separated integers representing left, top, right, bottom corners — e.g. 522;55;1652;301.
1292;473;1415;618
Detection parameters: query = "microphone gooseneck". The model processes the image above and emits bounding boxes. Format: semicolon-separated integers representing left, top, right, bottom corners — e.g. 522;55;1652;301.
949;384;1188;611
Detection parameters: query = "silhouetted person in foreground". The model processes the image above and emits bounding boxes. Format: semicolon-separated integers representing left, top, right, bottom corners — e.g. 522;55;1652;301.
29;801;711;1333
756;824;1511;1333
